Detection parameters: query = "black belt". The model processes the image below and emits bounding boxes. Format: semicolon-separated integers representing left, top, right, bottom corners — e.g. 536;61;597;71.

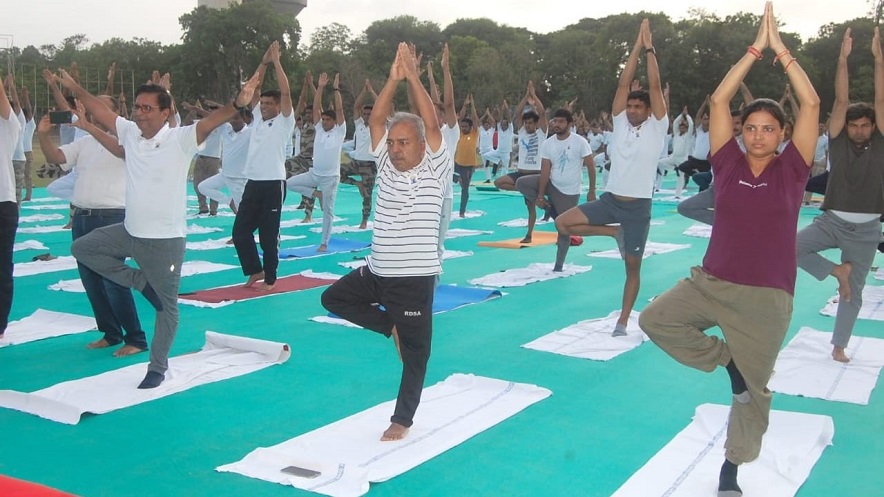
73;207;125;217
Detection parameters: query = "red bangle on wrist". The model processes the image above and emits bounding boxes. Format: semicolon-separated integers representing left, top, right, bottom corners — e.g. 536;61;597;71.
783;58;798;73
773;49;791;65
747;46;763;60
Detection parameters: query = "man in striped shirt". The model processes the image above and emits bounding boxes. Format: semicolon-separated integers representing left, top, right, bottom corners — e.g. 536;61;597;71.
321;43;451;441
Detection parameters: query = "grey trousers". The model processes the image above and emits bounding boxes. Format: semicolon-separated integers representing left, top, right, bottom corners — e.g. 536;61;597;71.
797;211;883;347
515;174;579;270
71;223;186;374
677;184;714;225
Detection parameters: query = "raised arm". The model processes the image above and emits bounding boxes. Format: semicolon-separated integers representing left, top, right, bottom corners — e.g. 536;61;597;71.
353;79;368;119
739;82;755;106
828;29;851;137
0;73;10;119
399;43;442;151
313;72;328;125
529;81;548;134
6;75;21;116
694;94;709;133
295;70;310;117
370;49;405;149
69;102;125;158
769;3;819;163
514;85;530;129
43;69;71;111
440;45;457;128
875;27;884;136
54;69;119;135
195;72;260;145
36;116;67;164
642;21;666;119
268;41;292;117
332;73;344;125
20;86;33;121
104;62;116;96
710;4;770;155
613;23;644;115
469;96;480;128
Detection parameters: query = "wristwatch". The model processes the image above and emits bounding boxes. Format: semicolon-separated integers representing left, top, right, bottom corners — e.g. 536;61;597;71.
646;47;656;56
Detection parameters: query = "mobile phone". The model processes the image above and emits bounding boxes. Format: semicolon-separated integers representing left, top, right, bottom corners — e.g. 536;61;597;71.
49;110;73;124
280;465;321;479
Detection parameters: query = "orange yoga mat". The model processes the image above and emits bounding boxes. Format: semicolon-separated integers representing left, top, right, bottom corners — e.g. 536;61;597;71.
477;230;559;249
0;475;78;497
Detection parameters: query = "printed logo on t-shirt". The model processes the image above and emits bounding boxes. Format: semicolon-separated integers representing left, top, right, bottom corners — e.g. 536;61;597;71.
738;180;768;189
522;134;540;167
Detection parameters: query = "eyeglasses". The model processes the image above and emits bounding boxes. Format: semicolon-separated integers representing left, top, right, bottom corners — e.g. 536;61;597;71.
132;104;156;113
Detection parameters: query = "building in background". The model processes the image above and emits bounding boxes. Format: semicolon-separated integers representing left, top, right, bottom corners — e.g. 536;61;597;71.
198;0;307;16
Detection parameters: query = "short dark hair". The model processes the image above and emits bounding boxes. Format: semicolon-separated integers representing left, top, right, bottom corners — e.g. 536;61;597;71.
522;110;540;123
260;89;281;103
741;98;786;128
134;84;172;111
238;108;253;120
846;102;875;125
460;117;473;128
626;90;651;107
552;108;573;123
321;109;336;120
730;109;742;118
362;104;373;111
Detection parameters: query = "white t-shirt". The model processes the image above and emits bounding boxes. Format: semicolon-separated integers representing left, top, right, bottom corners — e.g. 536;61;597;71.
0;111;22;202
116;117;204;238
539;132;592;195
13;111;25;161
312;123;346;176
478;126;495;154
606;112;668;198
496;124;514;153
243;111;295;181
693;127;711;160
220;123;252;179
59;135;126;209
198;123;223;158
368;132;452;277
588;132;606;154
517;128;546;171
814;135;828;164
352;117;374;161
441;124;460;200
22;117;36;153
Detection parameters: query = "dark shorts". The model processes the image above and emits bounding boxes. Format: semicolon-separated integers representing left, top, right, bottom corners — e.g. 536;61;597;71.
577;192;652;256
506;170;540;182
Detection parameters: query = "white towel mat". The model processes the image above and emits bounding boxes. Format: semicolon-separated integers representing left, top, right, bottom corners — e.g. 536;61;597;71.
0;309;96;348
21;203;68;210
47;260;239;292
820;286;884;321
186;234;304;251
876;267;883;280
310;223;372;234
13;256;78;277
17;225;67;234
450;210;485;220
217;373;551;497
611;403;834;497
768;327;884;405
13;240;48;252
280;216;344;228
587;241;691;259
468;263;591;288
20;213;65;223
522;310;646;361
445;229;493;239
186;224;223;235
0;332;291;424
682;223;711;238
338;250;473;270
497;218;553;228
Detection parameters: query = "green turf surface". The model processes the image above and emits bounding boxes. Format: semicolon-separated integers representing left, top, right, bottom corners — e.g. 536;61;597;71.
3;177;883;497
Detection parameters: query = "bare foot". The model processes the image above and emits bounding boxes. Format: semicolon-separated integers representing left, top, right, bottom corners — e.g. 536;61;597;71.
381;422;409;441
114;344;147;357
256;281;276;292
229;199;238;214
317;244;328;253
832;262;852;302
225;237;234;245
519;235;532;244
302;215;312;224
358;220;368;230
86;338;113;349
832;346;850;363
390;325;402;362
244;271;265;288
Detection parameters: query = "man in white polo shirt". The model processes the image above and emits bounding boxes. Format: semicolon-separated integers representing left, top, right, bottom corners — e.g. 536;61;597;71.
321;43;451;442
58;66;259;389
340;80;378;230
37;96;150;357
555;19;668;337
286;72;346;252
187;102;224;215
0;72;21;339
232;41;295;291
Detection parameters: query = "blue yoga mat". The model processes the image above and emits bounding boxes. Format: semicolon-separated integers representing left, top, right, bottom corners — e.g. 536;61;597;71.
329;284;502;319
275;238;371;259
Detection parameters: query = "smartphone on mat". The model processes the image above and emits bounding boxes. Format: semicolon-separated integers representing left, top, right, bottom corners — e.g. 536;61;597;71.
49;110;73;124
280;465;321;479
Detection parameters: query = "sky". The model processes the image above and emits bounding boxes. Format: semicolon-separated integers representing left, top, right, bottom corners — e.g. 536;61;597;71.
0;0;872;51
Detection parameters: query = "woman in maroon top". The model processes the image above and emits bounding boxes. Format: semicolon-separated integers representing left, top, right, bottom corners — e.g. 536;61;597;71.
639;3;819;496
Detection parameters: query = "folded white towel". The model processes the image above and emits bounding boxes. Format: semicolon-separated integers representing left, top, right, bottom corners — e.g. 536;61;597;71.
0;332;291;424
468;263;591;288
20;213;65;223
0;309;96;348
497;218;553;228
17;225;67;234
611;403;834;497
769;327;884;405
444;229;493;239
217;373;551;497
682;223;711;238
522;310;646;360
13;240;48;252
13;256;78;278
820;286;884;321
186;224;223;235
310;222;373;234
587;241;690;259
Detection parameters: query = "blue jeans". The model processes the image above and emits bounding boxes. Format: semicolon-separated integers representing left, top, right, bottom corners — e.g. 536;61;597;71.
692;171;712;191
72;211;147;348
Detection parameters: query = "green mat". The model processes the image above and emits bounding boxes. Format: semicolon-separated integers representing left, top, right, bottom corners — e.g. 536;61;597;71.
3;177;883;497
